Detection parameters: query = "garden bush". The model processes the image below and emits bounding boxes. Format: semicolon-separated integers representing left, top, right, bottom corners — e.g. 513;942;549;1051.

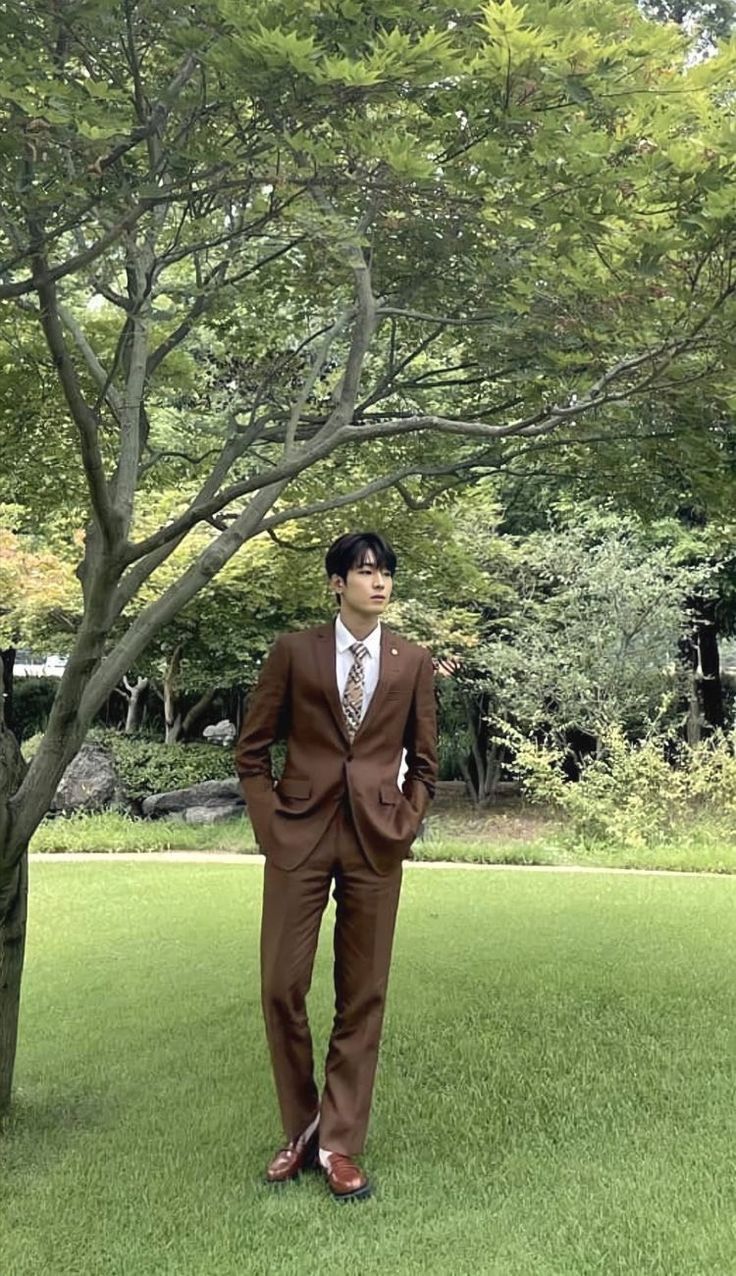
510;724;736;851
89;728;236;799
12;677;58;740
23;727;237;800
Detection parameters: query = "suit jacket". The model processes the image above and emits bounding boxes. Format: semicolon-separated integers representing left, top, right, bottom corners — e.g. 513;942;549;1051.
233;620;438;874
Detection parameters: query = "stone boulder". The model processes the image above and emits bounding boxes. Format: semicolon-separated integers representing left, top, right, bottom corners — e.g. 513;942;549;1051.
51;742;131;814
182;804;244;825
142;777;244;820
202;719;236;746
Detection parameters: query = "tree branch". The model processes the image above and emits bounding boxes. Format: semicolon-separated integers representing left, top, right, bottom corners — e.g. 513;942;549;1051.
376;306;498;325
284;309;352;453
181;686;216;737
30;231;119;545
77;478;291;724
128;311;730;564
87;50;199;177
114;412;275;613
1;202;152;300
0;166;270;301
58;301;124;422
255;451;522;532
109;235;153;525
146;237;307;380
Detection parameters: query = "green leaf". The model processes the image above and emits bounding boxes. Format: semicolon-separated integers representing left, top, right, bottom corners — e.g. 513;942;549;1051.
564;75;595;104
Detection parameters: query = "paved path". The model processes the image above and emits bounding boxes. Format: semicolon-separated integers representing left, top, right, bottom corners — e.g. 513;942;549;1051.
28;851;735;879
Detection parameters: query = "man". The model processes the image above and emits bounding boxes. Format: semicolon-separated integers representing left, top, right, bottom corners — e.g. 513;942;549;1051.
234;531;438;1202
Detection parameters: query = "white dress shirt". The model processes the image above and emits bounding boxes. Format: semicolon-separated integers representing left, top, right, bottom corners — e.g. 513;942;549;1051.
334;615;407;786
335;613;381;719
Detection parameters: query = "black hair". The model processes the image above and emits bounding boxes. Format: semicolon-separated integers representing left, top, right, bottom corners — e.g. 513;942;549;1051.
325;532;397;603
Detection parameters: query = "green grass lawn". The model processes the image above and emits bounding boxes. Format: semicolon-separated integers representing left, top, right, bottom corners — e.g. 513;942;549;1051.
27;805;736;874
4;861;736;1276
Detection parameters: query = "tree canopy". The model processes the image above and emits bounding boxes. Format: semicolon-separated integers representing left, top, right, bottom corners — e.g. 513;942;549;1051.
0;0;733;823
2;0;736;1112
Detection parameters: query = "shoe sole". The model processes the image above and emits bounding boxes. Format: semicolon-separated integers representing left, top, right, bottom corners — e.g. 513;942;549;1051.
330;1182;372;1203
263;1168;319;1187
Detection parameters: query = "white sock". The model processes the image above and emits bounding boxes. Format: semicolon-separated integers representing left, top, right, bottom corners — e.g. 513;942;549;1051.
297;1111;319;1147
318;1147;335;1169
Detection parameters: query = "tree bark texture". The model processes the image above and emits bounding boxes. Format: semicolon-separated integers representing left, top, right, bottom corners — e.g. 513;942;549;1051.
461;691;502;806
0;699;29;1117
163;645;183;744
124;676;149;734
694;598;724;730
0;849;28;1116
1;649;16;738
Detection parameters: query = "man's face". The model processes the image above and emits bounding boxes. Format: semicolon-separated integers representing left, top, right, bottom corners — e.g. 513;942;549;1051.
331;552;394;617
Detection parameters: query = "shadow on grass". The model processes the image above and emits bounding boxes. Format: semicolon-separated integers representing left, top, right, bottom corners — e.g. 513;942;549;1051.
2;1087;110;1178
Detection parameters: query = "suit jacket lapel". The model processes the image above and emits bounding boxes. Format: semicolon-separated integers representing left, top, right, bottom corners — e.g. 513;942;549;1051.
355;623;401;739
314;620;402;743
315;622;350;743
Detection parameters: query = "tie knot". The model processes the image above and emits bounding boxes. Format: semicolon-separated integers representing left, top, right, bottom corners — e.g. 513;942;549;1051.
350;641;368;662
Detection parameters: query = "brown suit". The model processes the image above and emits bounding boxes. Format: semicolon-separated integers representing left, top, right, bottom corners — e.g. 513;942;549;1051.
234;619;438;1154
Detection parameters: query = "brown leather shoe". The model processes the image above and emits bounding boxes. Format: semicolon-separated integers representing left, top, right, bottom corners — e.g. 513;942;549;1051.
322;1152;372;1202
264;1127;319;1185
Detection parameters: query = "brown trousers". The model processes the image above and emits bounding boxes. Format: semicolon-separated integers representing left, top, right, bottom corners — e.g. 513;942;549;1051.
259;794;403;1156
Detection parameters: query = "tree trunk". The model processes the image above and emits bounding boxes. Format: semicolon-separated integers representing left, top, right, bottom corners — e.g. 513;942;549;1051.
678;624;701;746
124;676;149;734
1;649;16;740
0;657;30;1116
460;692;483;803
164;713;182;744
458;756;476;802
0;599;113;1114
162;667;216;744
483;740;503;804
163;645;183;744
180;686;217;741
694;599;724;731
686;677;701;746
681;595;723;741
461;691;500;807
0;848;28;1116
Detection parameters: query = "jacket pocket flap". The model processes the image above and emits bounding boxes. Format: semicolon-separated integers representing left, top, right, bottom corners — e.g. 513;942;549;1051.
379;783;400;804
279;777;311;799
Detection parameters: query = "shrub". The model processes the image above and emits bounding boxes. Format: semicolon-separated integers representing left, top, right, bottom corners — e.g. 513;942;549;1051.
87;728;236;799
12;677;57;739
21;731;44;761
685;731;736;819
509;724;736;851
22;725;276;801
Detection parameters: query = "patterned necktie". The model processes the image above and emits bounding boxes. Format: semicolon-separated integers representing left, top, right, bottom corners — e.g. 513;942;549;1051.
341;641;368;741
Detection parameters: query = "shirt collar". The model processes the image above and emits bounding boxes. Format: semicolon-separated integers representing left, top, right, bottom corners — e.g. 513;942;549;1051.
335;613;381;658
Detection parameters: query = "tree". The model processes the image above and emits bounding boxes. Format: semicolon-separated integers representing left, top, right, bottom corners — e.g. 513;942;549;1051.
452;504;714;786
642;0;736;54
1;0;735;1111
0;504;80;737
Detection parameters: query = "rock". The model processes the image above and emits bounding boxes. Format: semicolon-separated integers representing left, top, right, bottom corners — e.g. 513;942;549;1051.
202;719;236;746
182;804;244;825
51;742;131;814
142;777;244;819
